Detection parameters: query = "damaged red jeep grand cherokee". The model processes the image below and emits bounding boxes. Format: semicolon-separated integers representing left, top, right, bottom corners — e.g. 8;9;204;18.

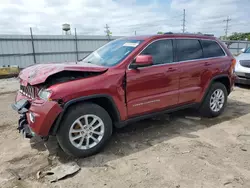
12;33;236;157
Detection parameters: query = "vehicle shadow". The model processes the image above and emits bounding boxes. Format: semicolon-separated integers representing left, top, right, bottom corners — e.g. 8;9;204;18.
30;98;250;167
235;83;250;90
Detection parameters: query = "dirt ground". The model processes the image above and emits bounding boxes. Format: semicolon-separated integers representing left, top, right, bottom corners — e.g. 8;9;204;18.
1;78;250;188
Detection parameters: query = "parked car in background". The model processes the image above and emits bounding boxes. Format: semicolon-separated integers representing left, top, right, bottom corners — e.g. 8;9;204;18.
235;47;250;85
12;33;236;157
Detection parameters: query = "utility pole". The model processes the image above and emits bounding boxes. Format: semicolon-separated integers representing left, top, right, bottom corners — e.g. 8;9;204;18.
74;28;79;61
223;16;231;38
182;9;186;33
30;27;36;64
104;24;111;40
135;31;136;36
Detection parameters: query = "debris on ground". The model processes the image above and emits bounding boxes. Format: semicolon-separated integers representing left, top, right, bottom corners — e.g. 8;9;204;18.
43;162;80;183
6;169;21;180
240;146;247;151
185;116;202;120
36;171;42;179
181;150;191;154
224;181;232;186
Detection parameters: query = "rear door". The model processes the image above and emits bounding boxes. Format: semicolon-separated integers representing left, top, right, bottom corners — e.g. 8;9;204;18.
200;40;227;74
198;39;228;97
126;39;180;117
175;39;204;104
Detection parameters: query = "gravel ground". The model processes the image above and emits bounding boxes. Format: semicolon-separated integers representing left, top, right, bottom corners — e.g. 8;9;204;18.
0;78;19;95
0;79;250;188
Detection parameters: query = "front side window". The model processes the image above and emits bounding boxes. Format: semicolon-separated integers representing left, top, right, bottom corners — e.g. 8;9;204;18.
80;39;143;67
176;39;203;61
141;39;173;65
201;40;225;58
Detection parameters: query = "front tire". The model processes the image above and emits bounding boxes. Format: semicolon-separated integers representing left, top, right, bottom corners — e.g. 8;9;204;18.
56;103;113;157
199;82;228;117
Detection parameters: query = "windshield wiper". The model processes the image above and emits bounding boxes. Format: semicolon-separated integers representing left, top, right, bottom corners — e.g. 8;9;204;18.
76;53;91;62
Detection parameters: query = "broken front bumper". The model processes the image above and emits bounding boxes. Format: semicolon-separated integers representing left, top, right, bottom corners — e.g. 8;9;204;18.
12;99;35;138
12;92;62;138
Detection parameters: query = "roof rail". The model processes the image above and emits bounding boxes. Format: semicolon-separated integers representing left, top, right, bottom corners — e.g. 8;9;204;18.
163;32;214;36
203;34;214;36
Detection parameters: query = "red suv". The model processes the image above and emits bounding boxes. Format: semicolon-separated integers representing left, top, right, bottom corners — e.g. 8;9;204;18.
12;33;236;157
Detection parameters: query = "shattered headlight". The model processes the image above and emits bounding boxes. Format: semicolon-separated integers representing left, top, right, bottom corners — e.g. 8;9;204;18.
38;89;52;100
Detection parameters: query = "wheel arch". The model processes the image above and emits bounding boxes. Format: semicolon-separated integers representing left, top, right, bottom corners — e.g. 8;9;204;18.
202;74;231;103
50;94;121;135
212;75;231;95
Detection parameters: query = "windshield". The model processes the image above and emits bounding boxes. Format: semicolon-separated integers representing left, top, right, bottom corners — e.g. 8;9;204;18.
80;39;143;67
244;47;250;53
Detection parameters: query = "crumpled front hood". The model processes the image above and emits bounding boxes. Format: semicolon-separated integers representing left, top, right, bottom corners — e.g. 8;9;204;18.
19;62;108;86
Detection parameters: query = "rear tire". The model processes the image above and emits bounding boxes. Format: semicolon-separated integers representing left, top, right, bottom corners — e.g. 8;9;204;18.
56;103;113;157
199;82;228;117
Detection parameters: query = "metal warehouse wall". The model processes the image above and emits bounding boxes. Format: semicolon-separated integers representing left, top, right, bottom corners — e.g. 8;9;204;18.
0;35;121;68
1;35;250;68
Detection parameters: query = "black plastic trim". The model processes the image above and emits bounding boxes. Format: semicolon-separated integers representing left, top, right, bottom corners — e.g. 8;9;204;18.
172;39;178;62
116;103;198;128
11;99;30;114
51;94;121;135
201;74;231;103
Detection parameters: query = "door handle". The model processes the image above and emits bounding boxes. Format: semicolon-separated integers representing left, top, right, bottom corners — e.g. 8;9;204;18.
205;62;212;66
167;67;177;72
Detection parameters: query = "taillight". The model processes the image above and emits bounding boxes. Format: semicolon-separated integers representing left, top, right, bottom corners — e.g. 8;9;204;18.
230;58;236;74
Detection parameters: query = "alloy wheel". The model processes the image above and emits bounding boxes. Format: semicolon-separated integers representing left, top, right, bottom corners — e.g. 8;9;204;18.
69;114;105;150
209;89;225;112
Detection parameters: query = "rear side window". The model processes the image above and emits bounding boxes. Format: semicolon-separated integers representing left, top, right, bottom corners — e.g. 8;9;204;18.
201;40;225;58
176;39;203;61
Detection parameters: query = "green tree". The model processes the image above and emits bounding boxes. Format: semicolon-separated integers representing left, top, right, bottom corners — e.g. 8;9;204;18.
157;31;164;34
228;32;250;41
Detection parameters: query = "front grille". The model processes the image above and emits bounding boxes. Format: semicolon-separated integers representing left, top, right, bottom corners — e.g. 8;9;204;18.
240;60;250;68
20;85;39;98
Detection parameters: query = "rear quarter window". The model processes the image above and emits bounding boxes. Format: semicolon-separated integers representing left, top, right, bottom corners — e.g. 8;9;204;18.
201;40;225;58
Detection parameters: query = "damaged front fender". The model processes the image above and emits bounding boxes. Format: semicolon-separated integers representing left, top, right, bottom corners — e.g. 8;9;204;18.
27;100;63;136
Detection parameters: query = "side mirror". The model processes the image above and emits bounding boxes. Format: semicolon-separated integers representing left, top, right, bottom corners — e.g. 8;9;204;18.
130;55;153;69
241;48;246;53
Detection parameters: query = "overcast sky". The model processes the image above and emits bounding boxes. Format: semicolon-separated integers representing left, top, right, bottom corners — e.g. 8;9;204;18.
0;0;249;37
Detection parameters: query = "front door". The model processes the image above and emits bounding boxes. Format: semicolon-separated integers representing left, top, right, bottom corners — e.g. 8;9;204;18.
126;39;180;118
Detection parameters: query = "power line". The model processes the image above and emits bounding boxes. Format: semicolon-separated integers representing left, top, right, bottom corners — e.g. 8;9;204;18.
182;9;186;33
223;16;231;38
